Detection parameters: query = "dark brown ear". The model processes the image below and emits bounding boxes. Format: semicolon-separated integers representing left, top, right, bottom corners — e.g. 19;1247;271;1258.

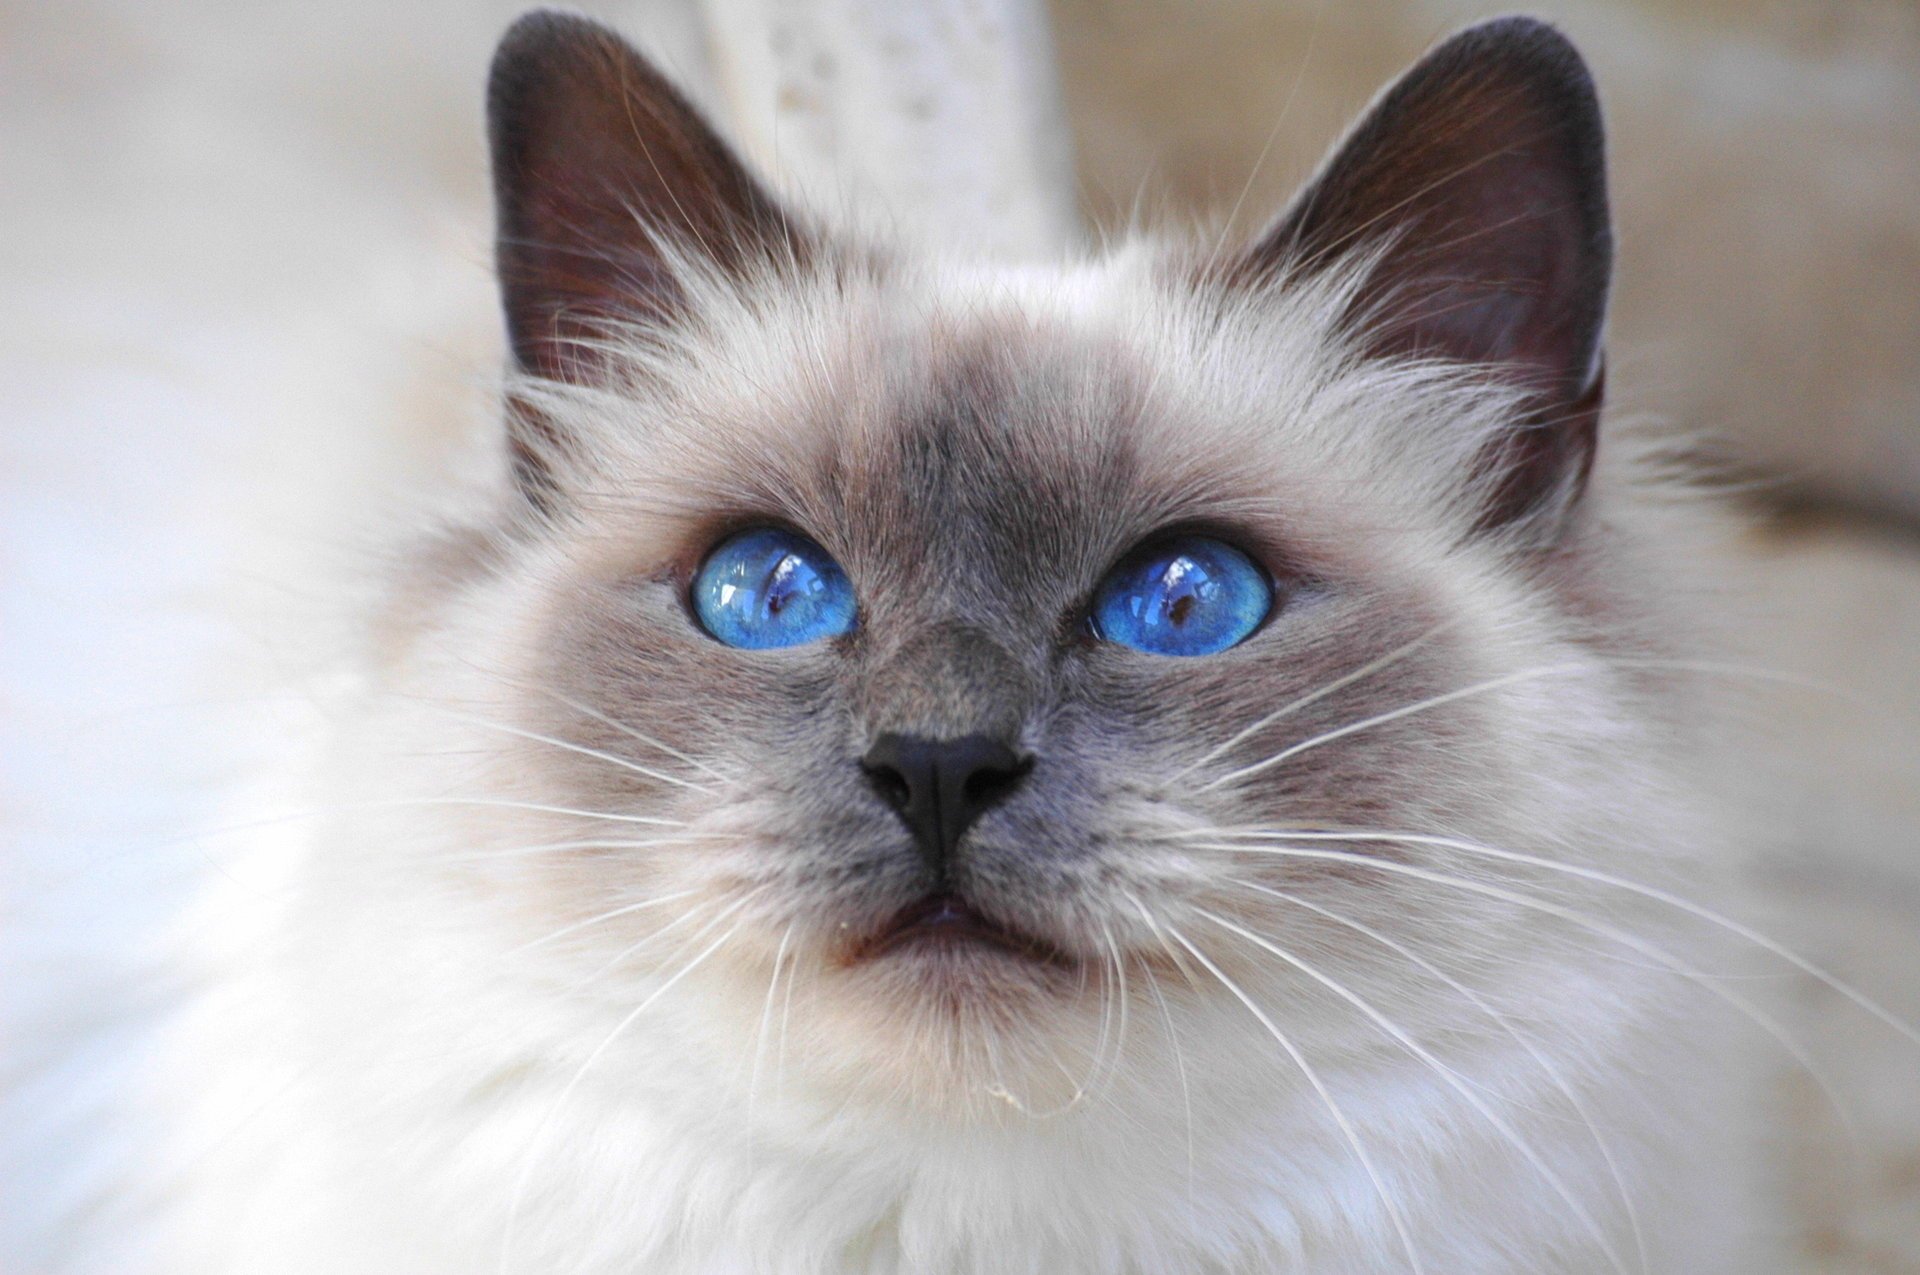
488;10;802;383
1244;17;1611;535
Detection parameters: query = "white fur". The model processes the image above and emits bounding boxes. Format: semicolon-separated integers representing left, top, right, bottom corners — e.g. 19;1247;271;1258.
63;252;1759;1275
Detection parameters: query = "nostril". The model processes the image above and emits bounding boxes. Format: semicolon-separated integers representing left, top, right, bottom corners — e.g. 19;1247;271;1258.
962;756;1031;810
863;760;912;812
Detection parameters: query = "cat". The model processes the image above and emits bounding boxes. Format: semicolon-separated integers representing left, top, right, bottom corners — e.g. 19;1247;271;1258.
120;10;1758;1273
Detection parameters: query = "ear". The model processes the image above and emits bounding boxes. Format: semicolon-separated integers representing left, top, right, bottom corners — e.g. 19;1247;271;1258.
1243;17;1611;535
487;10;803;384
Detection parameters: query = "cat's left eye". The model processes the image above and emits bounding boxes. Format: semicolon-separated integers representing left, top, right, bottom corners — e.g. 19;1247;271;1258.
692;527;857;649
1089;535;1273;657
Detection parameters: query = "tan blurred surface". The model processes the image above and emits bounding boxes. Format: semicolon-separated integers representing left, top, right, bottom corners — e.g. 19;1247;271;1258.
1737;522;1920;1272
1054;0;1920;526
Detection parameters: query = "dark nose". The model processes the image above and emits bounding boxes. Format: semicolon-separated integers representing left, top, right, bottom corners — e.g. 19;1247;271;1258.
861;733;1031;875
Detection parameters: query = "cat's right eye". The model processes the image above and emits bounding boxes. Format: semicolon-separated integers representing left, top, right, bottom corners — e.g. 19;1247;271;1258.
1089;535;1273;656
691;527;858;650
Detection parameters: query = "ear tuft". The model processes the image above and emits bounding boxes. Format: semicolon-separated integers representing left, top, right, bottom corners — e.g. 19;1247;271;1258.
1239;16;1612;535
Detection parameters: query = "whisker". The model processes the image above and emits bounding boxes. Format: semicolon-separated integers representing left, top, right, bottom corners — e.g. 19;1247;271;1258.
500;888;704;959
990;1034;1099;1119
1220;826;1920;1054
533;687;736;785
1184;839;1857;1136
1068;944;1112;1112
776;928;802;1103
497;911;752;1275
427;705;719;794
1168;623;1451;783
1199;0;1327;276
1149;906;1427;1275
1195;652;1906;796
1197;660;1605;793
578;887;765;987
745;921;797;1169
1048;947;1109;1117
1219;878;1649;1275
444;834;736;864
405;797;688;829
1196;906;1629;1275
1148;964;1201;1223
1092;923;1133;1101
1128;900;1199;1224
393;798;687;825
149;795;689;854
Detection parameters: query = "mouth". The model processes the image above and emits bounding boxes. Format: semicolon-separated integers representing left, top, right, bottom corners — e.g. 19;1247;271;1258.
846;892;1073;968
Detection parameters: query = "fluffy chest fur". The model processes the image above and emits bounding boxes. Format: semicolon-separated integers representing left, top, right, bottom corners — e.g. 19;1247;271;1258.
159;922;1734;1275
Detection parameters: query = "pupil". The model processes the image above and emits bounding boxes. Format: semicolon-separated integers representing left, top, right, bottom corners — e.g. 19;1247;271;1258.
763;552;800;617
1168;593;1195;626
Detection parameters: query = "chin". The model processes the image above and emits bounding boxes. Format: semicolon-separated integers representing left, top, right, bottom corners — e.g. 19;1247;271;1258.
791;914;1111;1117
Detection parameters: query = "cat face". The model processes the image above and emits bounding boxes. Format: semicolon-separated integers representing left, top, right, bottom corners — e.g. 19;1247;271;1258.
353;13;1671;1119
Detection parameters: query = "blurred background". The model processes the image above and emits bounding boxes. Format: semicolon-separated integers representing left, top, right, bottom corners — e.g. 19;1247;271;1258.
4;0;1916;1268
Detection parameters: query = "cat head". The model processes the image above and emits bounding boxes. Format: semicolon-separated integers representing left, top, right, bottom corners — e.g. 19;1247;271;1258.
351;11;1674;1121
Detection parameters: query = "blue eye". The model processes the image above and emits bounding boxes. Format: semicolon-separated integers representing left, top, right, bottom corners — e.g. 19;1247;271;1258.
1090;535;1273;656
692;527;857;649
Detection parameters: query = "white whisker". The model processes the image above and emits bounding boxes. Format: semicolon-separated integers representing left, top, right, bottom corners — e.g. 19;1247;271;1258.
1185;839;1858;1136
1079;931;1118;1102
534;686;737;784
445;834;734;864
579;887;764;986
1096;923;1133;1100
1194;652;1908;795
1197;906;1629;1275
1199;0;1326;275
405;797;688;828
776;928;803;1103
1170;624;1450;783
1198;660;1604;793
1219;879;1648;1274
501;888;704;959
1128;899;1199;1223
1151;907;1427;1275
745;921;796;1170
158;795;688;850
498;912;752;1275
429;705;719;794
1221;826;1920;1054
